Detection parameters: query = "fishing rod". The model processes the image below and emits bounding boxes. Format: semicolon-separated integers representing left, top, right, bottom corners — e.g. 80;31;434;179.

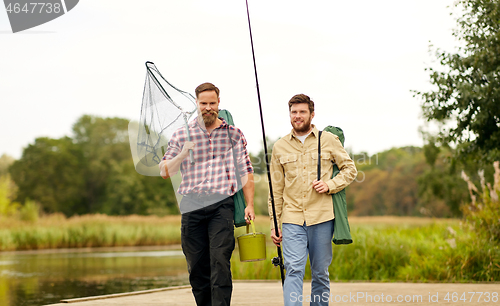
245;0;285;285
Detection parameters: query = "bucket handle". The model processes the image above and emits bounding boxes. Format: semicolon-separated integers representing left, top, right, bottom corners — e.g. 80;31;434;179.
246;220;257;236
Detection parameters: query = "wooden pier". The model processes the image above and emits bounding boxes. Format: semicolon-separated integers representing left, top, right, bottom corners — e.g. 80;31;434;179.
44;281;500;305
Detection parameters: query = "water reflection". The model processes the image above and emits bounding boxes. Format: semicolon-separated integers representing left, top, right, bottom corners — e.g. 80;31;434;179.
0;247;189;306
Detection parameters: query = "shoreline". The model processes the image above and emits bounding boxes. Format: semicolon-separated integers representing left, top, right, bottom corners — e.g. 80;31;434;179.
0;244;183;255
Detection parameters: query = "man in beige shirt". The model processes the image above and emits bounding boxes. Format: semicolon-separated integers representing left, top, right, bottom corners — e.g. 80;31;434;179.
268;94;357;306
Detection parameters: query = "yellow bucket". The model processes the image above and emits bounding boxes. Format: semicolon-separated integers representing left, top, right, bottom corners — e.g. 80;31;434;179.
237;220;266;262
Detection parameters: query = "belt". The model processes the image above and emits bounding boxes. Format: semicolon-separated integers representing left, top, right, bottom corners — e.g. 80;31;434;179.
183;193;227;201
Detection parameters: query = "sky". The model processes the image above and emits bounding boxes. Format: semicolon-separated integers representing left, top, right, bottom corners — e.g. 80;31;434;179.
0;0;460;160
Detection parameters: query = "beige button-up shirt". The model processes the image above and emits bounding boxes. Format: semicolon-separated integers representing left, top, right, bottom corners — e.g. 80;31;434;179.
268;125;357;229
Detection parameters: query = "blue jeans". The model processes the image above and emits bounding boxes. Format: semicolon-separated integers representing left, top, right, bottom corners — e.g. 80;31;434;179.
282;220;334;306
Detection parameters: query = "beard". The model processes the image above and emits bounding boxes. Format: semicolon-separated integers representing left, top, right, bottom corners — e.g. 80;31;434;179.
201;109;218;127
291;115;313;134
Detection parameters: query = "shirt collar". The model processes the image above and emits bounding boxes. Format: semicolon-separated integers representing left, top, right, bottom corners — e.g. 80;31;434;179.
191;116;229;131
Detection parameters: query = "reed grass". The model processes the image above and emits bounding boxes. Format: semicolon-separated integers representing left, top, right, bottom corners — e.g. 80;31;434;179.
232;218;500;282
0;214;182;251
1;215;498;282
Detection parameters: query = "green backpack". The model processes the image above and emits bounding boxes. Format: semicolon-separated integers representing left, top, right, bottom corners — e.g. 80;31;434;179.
218;109;247;228
323;126;353;245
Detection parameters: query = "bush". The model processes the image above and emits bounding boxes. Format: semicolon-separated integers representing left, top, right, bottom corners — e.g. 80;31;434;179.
0;175;19;217
461;161;500;243
19;198;40;223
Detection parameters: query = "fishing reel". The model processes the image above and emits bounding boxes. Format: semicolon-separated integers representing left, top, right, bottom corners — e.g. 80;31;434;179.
271;256;282;267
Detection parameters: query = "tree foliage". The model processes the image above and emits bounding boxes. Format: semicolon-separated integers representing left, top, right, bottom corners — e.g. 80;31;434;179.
417;139;469;217
348;147;427;216
347;146;471;218
72;115;131;213
0;175;19;217
416;0;500;162
0;154;15;176
249;137;276;175
9;137;85;215
5;114;488;218
9;115;178;216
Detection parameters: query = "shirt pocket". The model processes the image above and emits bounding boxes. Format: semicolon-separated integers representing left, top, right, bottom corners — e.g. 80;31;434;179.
311;154;332;180
279;154;299;179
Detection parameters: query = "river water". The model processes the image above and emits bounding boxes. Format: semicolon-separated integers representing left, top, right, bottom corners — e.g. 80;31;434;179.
0;246;189;306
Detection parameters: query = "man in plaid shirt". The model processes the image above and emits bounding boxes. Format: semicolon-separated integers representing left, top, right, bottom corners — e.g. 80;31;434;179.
159;82;255;306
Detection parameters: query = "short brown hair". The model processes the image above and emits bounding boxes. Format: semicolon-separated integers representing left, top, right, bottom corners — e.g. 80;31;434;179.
288;94;314;113
195;82;220;98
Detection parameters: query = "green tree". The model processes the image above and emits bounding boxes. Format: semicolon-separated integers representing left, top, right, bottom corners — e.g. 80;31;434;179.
417;138;469;217
0;175;19;217
72;115;131;213
0;154;15;176
102;159;178;215
415;0;500;163
249;137;276;175
0;154;18;216
9;137;86;215
348;147;427;216
10;115;179;216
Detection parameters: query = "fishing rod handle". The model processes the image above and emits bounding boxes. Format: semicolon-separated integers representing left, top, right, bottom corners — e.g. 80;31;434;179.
189;150;195;165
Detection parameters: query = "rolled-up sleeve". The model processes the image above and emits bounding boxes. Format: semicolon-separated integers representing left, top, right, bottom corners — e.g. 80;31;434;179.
162;137;181;161
233;128;253;176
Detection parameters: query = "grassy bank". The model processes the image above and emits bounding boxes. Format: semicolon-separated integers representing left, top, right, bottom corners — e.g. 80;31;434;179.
1;215;498;282
232;217;500;282
0;214;182;250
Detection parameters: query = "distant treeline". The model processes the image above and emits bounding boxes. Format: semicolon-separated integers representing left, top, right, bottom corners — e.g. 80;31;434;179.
4;115;178;217
1;115;487;218
347;146;467;218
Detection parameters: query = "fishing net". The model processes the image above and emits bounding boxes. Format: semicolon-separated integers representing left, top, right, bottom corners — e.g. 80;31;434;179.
128;61;246;213
129;61;197;177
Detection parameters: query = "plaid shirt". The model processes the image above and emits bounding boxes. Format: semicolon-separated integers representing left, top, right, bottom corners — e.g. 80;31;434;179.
162;117;253;196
